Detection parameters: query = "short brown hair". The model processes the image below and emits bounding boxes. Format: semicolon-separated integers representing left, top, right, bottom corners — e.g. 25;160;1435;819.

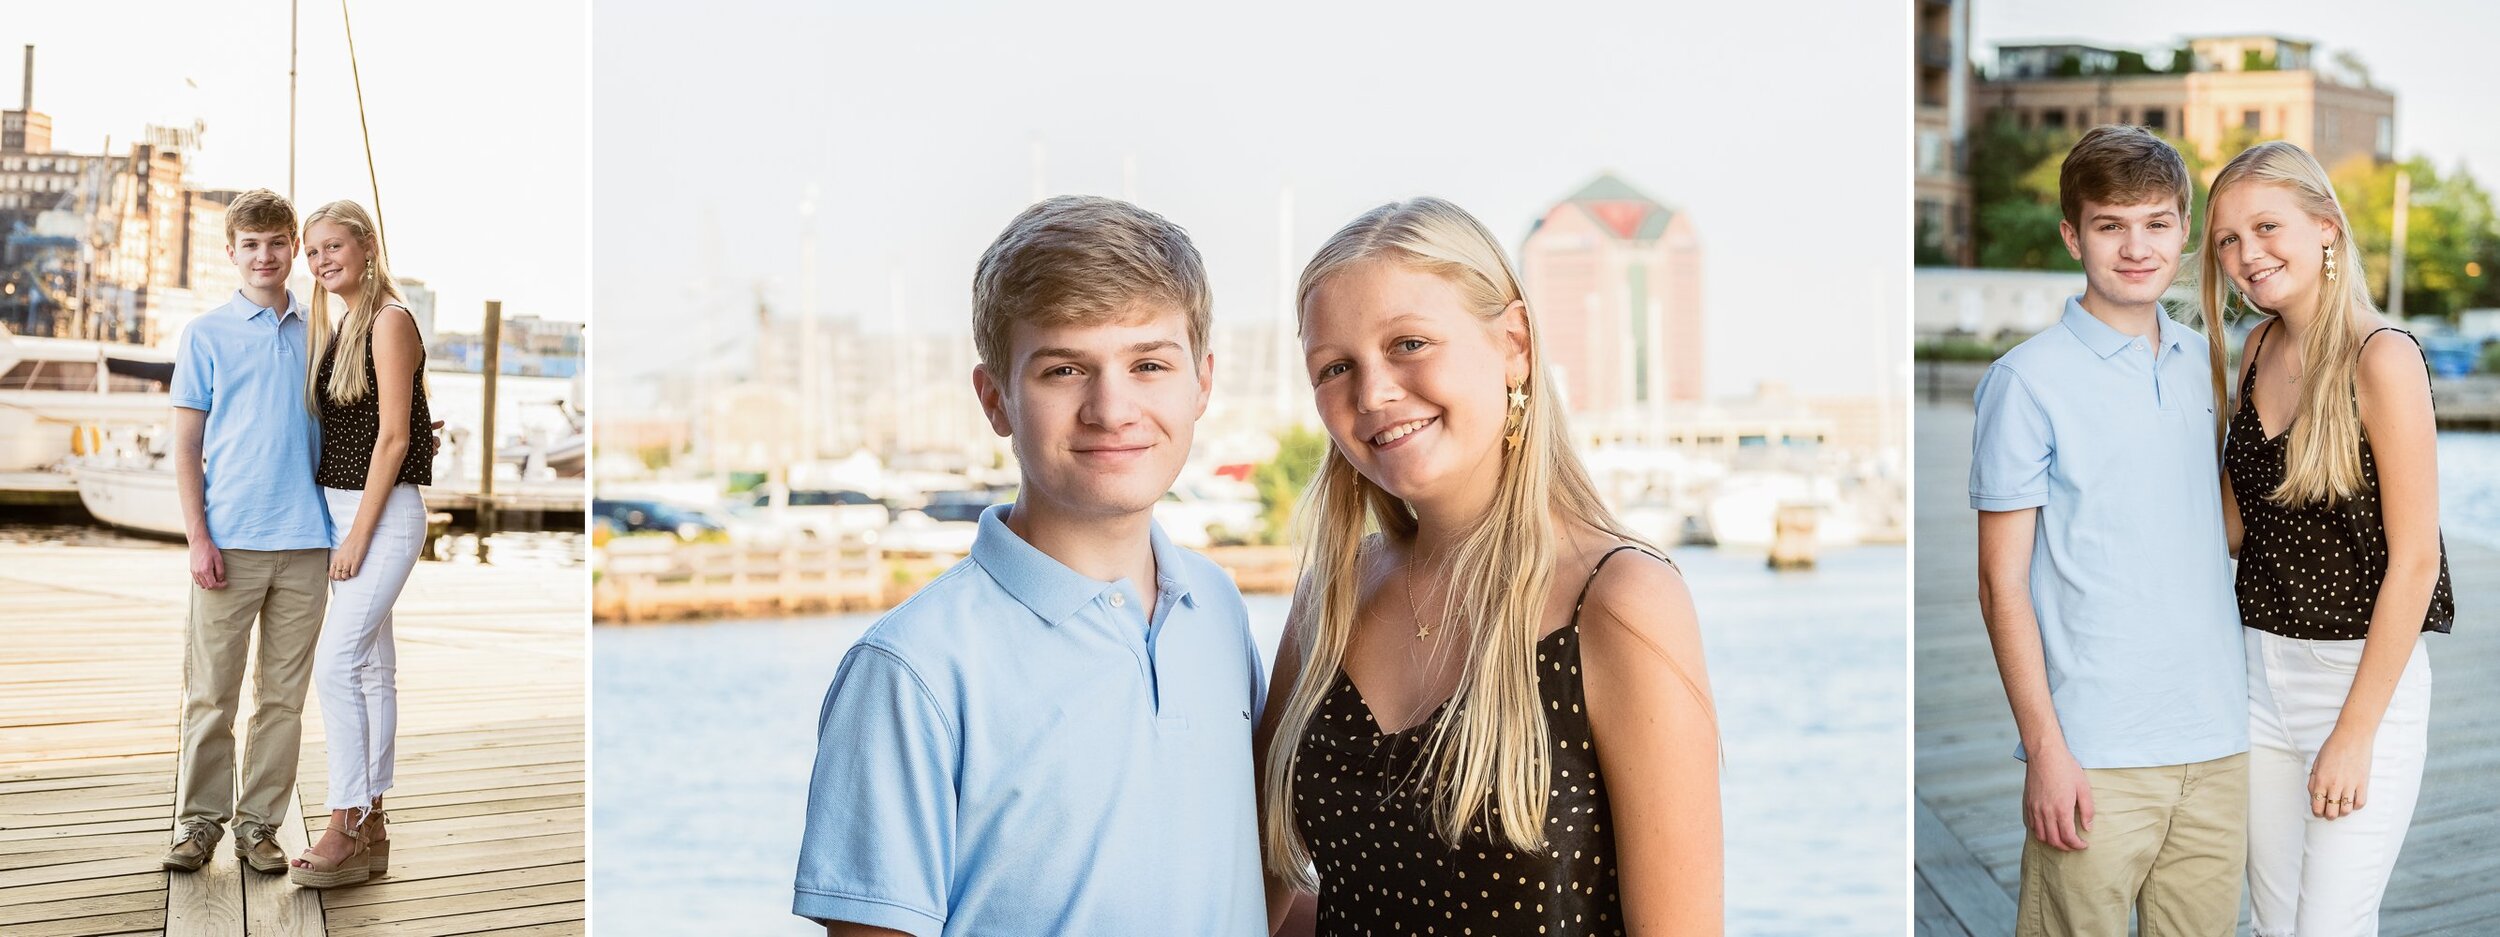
2058;125;2192;227
225;188;298;245
972;195;1211;378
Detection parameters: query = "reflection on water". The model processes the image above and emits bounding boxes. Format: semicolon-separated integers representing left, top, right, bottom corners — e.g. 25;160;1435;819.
592;545;1907;936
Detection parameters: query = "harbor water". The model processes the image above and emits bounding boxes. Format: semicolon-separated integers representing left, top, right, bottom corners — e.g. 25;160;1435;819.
591;544;1909;935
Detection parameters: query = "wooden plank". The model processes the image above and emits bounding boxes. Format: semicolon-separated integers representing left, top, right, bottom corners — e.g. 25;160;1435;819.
9;908;169;937
320;881;580;929
0;889;161;927
0;872;161;909
1914;795;2013;937
242;784;322;937
318;864;580;911
163;846;243;937
324;900;582;937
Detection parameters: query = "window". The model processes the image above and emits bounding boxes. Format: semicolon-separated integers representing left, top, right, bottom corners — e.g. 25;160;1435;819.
2378;116;2395;159
2042;109;2067;130
2144;108;2168;133
2243;110;2262;132
1918;131;1943;175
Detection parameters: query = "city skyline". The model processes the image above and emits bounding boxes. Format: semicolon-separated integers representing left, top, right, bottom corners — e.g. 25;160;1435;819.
592;1;1905;412
6;3;587;335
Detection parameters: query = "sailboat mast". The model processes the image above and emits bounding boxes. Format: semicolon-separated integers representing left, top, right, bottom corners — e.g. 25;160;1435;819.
340;0;384;246
288;0;297;202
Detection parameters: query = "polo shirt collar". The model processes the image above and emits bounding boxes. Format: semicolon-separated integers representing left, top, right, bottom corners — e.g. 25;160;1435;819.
2060;295;2180;359
970;502;1198;626
235;289;307;325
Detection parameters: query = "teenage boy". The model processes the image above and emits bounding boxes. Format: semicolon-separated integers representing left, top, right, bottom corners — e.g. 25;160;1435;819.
163;188;334;874
793;196;1265;936
1970;125;2249;936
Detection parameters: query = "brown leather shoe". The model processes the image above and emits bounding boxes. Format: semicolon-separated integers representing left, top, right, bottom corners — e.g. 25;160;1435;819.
234;826;288;873
160;820;221;872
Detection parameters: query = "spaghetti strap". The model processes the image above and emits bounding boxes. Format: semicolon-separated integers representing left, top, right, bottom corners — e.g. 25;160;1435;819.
2358;326;2434;396
2241;319;2277;396
1572;544;1667;620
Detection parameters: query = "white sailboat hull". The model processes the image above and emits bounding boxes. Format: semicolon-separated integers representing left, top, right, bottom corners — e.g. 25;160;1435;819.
71;465;186;539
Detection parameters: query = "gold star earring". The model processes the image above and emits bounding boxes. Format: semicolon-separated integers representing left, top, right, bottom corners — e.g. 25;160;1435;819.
1504;382;1528;451
2325;244;2337;281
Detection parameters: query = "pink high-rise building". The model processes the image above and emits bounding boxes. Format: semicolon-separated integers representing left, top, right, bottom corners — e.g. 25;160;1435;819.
1520;173;1703;414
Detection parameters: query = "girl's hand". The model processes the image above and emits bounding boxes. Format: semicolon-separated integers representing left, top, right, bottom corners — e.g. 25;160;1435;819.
330;534;372;581
2310;729;2375;820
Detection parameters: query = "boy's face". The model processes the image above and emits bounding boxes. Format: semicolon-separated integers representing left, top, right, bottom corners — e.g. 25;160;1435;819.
2060;196;2186;309
227;228;296;294
973;305;1212;525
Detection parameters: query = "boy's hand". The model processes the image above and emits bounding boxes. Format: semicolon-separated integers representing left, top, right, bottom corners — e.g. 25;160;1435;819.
2024;745;2094;851
190;541;227;590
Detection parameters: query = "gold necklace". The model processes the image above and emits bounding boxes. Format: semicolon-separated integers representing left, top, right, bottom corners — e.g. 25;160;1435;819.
1403;559;1432;640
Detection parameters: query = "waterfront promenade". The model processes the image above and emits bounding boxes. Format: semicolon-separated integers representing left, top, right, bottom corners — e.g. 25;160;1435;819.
0;543;583;936
1914;404;2500;936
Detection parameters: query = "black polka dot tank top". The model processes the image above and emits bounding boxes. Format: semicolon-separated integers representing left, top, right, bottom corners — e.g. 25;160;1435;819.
1289;545;1659;936
315;306;436;490
2224;320;2453;641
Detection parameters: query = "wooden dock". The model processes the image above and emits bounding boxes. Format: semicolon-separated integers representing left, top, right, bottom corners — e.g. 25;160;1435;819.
0;543;583;936
1915;403;2500;936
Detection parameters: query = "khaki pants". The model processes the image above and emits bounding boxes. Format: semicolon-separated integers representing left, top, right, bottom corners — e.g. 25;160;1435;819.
175;547;327;838
2016;752;2248;937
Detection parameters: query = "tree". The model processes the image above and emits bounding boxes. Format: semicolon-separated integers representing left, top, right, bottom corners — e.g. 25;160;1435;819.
2330;156;2500;324
1251;425;1331;544
2165;43;2197;74
1966;114;2212;270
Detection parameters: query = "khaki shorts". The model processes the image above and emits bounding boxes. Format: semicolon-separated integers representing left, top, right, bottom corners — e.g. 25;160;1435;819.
2016;751;2248;937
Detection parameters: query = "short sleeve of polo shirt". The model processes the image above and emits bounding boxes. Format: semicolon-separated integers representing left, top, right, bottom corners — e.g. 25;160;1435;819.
792;644;956;936
1971;363;2053;512
171;323;212;412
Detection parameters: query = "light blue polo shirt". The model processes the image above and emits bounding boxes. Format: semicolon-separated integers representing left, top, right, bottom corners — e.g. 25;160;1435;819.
793;503;1267;937
168;291;330;551
1969;297;2245;770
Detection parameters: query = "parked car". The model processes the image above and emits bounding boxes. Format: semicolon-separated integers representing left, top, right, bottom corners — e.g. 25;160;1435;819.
592;498;725;542
918;487;1011;524
742;484;890;540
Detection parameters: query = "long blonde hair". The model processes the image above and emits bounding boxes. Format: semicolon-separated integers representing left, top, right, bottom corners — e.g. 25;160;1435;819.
302;200;405;411
1259;197;1654;888
2197;142;2374;505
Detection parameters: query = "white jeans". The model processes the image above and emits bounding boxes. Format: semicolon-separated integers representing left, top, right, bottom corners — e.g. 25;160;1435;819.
2245;628;2432;937
316;483;425;816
